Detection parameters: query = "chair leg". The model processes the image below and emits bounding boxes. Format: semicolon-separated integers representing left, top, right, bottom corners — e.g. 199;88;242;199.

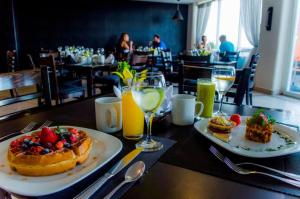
9;89;15;98
249;93;253;106
13;89;19;97
246;92;249;105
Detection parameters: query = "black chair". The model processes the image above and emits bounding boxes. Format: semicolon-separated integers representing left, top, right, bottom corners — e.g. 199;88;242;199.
179;54;211;66
93;72;120;95
6;50;16;72
178;63;213;94
161;49;173;72
219;51;239;68
130;52;149;71
39;55;85;105
225;53;259;105
225;67;252;106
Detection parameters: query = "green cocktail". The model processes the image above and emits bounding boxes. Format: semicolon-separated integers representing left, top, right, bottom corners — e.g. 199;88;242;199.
196;78;215;118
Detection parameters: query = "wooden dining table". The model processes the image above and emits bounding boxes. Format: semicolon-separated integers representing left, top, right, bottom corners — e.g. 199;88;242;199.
0;69;40;92
0;96;299;199
0;69;41;106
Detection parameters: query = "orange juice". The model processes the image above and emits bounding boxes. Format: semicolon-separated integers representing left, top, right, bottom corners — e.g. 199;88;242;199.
122;87;144;140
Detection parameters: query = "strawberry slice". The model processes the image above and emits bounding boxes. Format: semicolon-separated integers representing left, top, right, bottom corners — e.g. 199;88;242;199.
69;134;78;143
55;141;64;150
40;127;59;144
68;128;79;136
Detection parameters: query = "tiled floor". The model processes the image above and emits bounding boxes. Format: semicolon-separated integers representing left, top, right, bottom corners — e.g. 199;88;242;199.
0;87;300;124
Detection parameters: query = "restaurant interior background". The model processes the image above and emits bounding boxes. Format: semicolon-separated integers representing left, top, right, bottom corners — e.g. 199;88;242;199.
1;0;300;198
0;0;300;116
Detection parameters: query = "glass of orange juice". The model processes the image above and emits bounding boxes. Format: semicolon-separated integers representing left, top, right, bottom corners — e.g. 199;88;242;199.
122;86;144;140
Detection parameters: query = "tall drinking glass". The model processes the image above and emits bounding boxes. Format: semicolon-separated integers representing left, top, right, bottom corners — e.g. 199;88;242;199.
212;66;235;116
122;86;144;140
196;78;215;118
131;72;166;152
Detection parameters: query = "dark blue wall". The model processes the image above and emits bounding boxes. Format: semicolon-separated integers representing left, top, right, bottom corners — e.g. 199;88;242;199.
14;0;188;55
0;0;15;72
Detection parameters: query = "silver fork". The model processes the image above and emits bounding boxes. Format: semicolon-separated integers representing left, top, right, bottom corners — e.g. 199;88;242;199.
209;146;300;188
0;121;37;142
237;162;300;182
2;120;53;199
37;120;53;129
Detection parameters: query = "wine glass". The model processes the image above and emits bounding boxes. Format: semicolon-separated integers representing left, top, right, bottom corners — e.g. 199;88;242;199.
131;72;166;152
212;66;236;116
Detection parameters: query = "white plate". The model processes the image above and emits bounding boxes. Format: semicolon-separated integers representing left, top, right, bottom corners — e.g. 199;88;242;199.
194;117;300;158
0;126;122;196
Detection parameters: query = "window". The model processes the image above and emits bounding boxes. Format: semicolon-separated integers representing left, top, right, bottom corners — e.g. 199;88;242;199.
204;0;252;50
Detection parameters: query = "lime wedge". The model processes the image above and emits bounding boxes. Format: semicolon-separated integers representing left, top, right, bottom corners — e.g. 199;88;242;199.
140;89;161;111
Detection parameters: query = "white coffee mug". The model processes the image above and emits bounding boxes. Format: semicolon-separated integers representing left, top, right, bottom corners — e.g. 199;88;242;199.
171;94;204;126
95;97;122;133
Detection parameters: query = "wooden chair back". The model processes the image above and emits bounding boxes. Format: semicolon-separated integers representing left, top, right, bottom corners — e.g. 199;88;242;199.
6;50;16;72
234;67;251;105
131;53;148;66
178;63;213;94
27;54;36;70
161;49;173;71
179;54;211;65
39;55;59;104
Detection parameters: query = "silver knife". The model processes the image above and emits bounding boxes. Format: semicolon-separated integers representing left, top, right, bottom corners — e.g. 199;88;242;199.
73;147;143;199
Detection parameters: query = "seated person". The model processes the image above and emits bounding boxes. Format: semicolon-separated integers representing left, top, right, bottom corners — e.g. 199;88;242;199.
219;35;235;61
116;32;133;60
151;34;167;50
198;35;212;51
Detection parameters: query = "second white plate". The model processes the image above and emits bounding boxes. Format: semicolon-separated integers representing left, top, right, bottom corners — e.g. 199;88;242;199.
194;117;300;158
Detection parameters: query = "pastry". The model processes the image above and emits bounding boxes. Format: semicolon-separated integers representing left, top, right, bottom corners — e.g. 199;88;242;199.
245;111;275;143
7;127;92;176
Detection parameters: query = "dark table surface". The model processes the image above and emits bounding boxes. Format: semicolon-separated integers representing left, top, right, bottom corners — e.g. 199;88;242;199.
0;97;299;199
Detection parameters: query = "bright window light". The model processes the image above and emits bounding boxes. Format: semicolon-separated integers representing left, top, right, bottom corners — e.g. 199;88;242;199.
204;0;252;50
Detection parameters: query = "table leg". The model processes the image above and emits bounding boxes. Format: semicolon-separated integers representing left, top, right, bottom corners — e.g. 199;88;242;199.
87;69;94;97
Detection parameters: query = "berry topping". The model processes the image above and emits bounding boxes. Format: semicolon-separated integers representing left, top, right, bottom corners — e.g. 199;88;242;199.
64;142;71;148
55;141;64;150
41;148;50;155
44;142;53;148
22;143;29;149
69;134;78;143
10;140;20;148
31;146;43;153
40;127;59;144
68;128;79;137
230;114;241;126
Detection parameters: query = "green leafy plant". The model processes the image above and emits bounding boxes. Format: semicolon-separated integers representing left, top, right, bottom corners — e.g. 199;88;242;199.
113;61;147;86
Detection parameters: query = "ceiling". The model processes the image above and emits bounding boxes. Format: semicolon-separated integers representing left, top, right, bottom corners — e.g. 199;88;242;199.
135;0;210;4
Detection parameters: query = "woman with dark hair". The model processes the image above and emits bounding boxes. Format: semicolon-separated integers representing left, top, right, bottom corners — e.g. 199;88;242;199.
116;32;133;61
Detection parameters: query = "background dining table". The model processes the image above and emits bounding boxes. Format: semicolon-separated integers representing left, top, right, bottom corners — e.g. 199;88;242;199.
0;69;42;107
62;63;117;97
0;96;299;199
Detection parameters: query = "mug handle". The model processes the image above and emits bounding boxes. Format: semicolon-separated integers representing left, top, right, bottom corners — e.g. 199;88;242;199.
195;101;204;118
106;107;117;129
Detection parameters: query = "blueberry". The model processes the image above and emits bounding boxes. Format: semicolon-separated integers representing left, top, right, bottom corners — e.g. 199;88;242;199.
23;139;30;144
64;142;71;148
21;143;28;149
28;141;34;146
41;148;50;154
